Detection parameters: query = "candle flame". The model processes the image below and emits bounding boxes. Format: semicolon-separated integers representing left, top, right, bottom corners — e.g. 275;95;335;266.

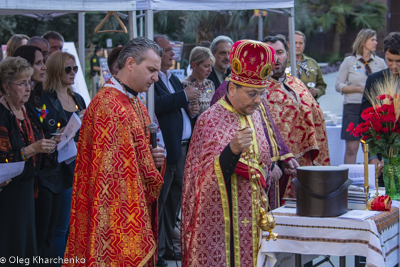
360;140;366;144
75;105;78;110
5;158;8;163
57;122;61;128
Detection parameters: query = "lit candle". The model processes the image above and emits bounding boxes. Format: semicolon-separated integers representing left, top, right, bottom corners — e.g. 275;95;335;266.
361;140;369;202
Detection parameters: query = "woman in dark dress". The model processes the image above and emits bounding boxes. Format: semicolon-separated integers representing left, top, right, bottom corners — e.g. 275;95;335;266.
0;57;57;264
13;45;60;261
40;51;86;266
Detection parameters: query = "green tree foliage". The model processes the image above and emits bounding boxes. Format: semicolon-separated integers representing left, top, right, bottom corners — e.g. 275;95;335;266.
294;0;314;37
302;0;387;57
0;12;130;49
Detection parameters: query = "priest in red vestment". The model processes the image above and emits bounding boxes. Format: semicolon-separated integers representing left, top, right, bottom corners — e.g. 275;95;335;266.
182;40;281;267
263;36;330;200
64;37;165;267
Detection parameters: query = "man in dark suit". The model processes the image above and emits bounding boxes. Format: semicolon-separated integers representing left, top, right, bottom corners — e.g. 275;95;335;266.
360;32;400;180
154;35;200;266
207;35;233;89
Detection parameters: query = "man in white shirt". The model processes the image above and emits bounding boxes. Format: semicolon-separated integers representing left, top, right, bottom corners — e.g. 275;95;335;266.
154;35;200;266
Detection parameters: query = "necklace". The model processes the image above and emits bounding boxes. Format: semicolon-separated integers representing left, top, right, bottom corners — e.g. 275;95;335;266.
3;97;23;120
4;97;35;145
57;92;70;105
190;75;207;92
114;76;148;138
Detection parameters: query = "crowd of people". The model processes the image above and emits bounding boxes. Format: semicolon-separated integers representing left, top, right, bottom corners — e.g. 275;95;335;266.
0;31;84;266
0;28;399;267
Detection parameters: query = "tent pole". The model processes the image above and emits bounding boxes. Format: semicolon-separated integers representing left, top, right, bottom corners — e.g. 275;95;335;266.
140;10;143;36
145;10;155;122
288;7;297;77
78;12;85;81
128;11;137;39
258;14;263;41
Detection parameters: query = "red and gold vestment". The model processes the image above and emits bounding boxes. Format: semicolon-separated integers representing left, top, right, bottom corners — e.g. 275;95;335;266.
181;97;272;267
64;78;163;267
266;76;330;198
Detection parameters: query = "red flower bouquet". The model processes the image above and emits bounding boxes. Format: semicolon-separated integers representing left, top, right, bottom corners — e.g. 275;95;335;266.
347;94;400;158
347;75;400;200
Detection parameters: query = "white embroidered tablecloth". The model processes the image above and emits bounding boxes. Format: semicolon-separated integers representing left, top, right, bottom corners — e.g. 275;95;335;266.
258;205;399;267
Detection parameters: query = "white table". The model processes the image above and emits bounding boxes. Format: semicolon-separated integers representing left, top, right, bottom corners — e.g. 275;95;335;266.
326;125;364;166
258;206;399;267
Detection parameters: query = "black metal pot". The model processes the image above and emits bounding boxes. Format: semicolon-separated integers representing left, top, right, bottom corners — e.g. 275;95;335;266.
293;166;352;217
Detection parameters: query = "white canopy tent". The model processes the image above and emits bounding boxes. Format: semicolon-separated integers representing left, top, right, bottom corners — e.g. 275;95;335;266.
0;1;136;15
136;0;293;10
0;0;295;119
134;0;296;121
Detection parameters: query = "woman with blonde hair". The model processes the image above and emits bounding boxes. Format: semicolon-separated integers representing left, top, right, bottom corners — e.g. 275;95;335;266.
182;46;215;115
336;29;387;164
0;56;57;262
39;51;86;264
5;34;30;58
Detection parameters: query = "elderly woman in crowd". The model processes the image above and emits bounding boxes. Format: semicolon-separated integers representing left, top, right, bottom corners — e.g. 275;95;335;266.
5;34;30;58
336;29;387;164
182;46;215;115
40;51;86;265
0;57;57;262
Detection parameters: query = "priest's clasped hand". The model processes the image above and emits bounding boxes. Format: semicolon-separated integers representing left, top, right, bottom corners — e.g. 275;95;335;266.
282;158;299;175
270;166;283;183
230;126;253;155
150;146;165;168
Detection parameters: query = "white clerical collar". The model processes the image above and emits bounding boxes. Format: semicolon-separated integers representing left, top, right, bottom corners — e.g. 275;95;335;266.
110;76;134;98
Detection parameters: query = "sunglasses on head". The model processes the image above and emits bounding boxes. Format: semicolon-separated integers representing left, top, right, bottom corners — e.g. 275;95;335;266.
65;66;78;74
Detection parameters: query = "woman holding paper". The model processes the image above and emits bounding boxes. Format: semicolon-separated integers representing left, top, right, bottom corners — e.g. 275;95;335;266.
0;57;57;263
12;45;67;261
39;51;86;264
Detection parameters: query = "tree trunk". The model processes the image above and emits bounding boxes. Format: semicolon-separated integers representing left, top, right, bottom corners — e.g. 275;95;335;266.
332;29;341;58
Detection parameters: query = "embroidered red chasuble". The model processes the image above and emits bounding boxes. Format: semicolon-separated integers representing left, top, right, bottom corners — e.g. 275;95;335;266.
64;80;163;267
181;97;272;267
266;76;330;198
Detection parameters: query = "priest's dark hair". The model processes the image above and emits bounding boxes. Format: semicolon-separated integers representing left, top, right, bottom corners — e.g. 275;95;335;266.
117;36;163;69
262;35;289;52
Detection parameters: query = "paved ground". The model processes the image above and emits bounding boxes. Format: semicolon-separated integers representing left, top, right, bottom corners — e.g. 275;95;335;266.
166;260;181;267
318;71;343;117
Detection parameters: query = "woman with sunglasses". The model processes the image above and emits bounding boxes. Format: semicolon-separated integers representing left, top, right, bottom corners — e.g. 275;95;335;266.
39;51;86;265
0;57;57;264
